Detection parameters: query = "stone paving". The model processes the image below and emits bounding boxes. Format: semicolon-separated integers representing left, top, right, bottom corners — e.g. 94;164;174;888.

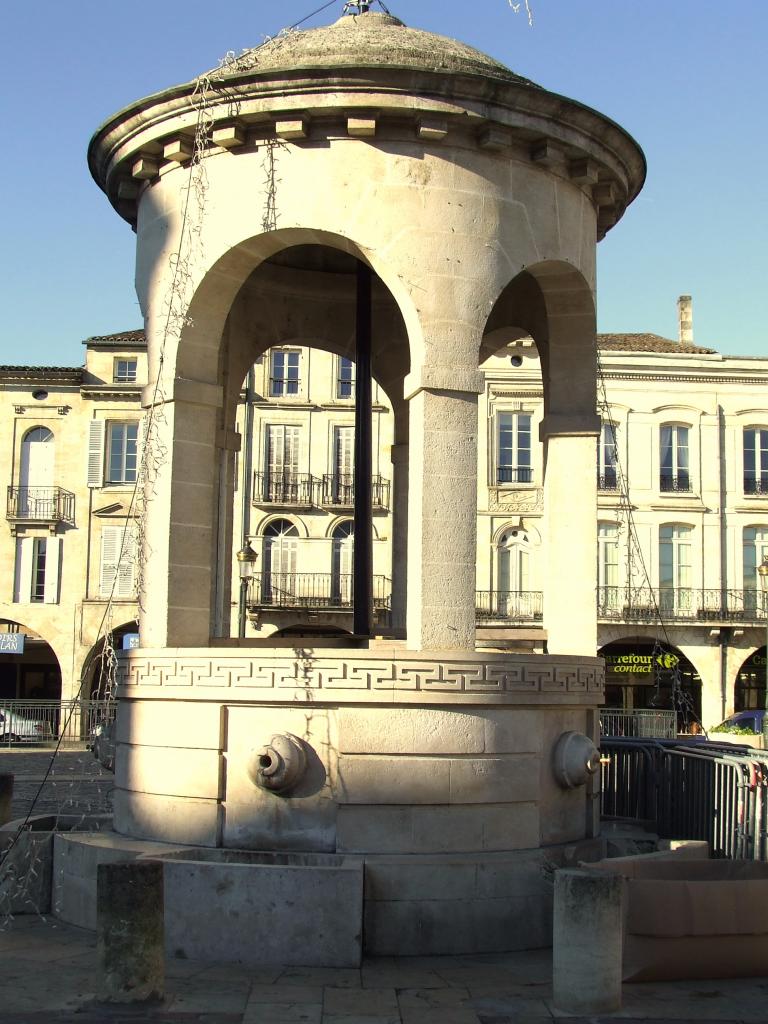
0;747;113;822
0;916;766;1024
1;753;766;1022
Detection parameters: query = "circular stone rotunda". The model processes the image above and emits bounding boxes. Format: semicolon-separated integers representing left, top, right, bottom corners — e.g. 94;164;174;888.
65;9;646;963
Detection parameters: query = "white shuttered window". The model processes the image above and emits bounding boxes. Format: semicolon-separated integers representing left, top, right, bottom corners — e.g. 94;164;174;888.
100;525;137;597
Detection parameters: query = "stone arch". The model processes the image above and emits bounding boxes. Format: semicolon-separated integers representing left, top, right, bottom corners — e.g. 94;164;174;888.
140;233;415;646
81;621;139;701
482;260;597;423
0;619;63;702
481;260;598;655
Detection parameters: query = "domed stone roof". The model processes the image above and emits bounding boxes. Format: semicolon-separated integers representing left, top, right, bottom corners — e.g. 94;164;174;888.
213;12;539;89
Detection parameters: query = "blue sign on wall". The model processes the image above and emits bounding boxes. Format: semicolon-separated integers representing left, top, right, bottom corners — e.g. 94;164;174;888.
0;633;25;655
122;633;140;650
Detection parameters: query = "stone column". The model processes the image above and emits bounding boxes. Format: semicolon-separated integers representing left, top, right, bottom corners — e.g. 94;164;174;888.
140;378;223;647
541;417;599;655
405;368;483;651
389;442;409;634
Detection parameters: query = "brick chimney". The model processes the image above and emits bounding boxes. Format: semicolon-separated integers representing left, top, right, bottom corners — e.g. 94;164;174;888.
677;294;693;345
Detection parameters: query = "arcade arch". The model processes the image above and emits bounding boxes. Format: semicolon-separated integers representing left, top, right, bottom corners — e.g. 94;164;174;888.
0;620;61;701
599;636;702;727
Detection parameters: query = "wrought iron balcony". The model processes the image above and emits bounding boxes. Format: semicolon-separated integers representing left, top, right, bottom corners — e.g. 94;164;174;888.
252;473;316;507
496;466;533;485
7;486;75;526
597;586;768;624
247;572;391;610
475;590;543;622
598;471;619;491
320;474;390;510
744;476;768;496
659;473;691;493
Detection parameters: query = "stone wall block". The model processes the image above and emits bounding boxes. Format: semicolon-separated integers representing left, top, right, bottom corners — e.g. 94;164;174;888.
116;700;223;750
117;745;222;800
335;756;451;804
337;707;486;755
364;857;478;901
113;789;220;846
449;756;539;803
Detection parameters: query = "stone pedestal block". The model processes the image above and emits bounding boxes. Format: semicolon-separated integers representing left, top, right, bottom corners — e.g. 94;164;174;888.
96;860;164;1003
553;868;623;1014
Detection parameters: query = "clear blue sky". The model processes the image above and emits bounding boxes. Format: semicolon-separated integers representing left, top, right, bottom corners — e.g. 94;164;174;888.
1;0;765;365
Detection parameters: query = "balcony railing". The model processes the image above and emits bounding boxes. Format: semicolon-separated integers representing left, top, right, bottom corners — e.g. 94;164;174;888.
253;473;316;507
320;474;390;510
659;473;691;492
598;586;768;624
7;486;75;526
248;572;391;610
744;476;768;495
269;377;300;397
475;590;543;622
598;471;619;491
600;708;677;739
496;466;533;485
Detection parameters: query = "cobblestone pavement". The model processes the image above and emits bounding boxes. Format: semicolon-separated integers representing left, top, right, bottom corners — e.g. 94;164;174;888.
0;747;113;822
1;759;765;1023
0;917;766;1024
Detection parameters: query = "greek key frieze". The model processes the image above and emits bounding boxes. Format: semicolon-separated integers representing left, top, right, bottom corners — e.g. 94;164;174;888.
121;653;603;695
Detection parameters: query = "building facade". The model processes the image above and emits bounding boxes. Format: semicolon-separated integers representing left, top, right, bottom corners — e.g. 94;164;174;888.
2;324;766;729
0;333;145;705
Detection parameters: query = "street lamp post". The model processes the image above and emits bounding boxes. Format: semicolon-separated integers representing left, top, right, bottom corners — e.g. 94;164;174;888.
757;556;768;749
237;541;258;639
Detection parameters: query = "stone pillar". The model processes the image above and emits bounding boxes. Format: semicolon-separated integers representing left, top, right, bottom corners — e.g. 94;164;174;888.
389;442;409;633
0;774;13;826
405;368;483;650
553;868;623;1015
140;378;223;647
541;418;599;655
97;860;164;1003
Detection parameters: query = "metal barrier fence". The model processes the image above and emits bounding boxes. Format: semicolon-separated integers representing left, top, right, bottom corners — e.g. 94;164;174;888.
0;700;116;748
601;737;768;860
600;708;677;739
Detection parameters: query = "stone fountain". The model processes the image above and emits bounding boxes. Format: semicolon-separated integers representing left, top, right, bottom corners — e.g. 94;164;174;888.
57;9;645;963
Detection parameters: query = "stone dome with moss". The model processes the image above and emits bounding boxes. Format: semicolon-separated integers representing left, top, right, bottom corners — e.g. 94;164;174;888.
215;12;540;88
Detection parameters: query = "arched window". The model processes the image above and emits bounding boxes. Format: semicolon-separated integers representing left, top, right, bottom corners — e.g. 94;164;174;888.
261;519;299;603
331;521;354;605
659;524;693;615
497;528;535;617
19;426;54;517
659;424;690;492
743;526;768;614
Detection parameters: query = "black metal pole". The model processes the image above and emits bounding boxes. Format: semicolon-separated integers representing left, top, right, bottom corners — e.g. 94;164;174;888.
354;261;374;636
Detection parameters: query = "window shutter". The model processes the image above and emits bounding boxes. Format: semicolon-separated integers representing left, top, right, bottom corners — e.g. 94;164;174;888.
13;538;33;603
44;537;61;604
87;421;105;487
116;526;137;598
101;525;136;598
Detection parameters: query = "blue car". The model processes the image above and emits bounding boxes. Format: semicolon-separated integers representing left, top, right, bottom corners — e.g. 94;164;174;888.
714;709;765;734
